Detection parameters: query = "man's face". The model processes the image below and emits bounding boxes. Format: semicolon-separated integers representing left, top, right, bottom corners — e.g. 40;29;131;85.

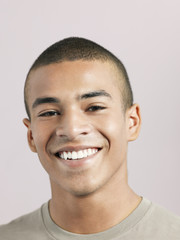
24;60;140;196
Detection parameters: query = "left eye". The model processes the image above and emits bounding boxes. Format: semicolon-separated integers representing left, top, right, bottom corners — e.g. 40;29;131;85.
87;106;106;112
38;111;60;117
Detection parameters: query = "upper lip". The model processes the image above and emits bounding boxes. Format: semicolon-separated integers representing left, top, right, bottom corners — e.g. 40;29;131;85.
54;145;102;154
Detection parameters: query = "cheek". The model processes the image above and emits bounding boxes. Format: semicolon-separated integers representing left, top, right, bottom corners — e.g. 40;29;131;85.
96;113;126;140
31;124;55;171
31;123;53;151
97;114;127;158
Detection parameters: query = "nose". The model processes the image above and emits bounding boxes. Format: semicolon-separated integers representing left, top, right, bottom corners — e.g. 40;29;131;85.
55;108;93;140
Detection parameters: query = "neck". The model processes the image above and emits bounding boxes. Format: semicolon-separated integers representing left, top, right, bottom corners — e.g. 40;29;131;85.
49;172;141;234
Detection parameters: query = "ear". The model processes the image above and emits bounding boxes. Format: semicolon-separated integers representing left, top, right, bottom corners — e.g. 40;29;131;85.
126;104;141;142
23;118;37;152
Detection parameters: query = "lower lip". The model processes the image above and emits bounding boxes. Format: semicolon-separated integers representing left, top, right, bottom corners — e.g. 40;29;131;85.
56;151;100;168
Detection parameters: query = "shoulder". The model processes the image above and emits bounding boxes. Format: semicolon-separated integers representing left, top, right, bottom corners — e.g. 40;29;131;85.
149;200;180;225
138;199;180;237
0;203;50;240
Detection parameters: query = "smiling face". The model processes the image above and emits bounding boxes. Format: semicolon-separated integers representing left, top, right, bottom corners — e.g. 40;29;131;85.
23;60;141;196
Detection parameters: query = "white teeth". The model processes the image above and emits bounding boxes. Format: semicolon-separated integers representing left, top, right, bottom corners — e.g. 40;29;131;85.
63;152;68;160
87;148;92;155
72;151;77;160
67;152;72;159
58;148;99;160
77;150;84;159
83;149;88;157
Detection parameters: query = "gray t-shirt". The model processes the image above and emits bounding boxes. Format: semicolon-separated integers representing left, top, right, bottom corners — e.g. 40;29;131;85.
0;198;180;239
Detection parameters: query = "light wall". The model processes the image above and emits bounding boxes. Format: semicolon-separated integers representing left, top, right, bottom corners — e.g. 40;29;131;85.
0;0;180;224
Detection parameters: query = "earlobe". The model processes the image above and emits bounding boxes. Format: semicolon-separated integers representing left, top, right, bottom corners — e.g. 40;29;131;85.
23;118;37;153
127;104;141;142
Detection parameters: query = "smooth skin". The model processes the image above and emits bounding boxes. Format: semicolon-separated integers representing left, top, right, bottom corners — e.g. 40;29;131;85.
23;60;141;234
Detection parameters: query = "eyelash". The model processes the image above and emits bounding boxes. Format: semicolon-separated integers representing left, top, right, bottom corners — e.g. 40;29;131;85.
38;105;106;117
38;111;60;117
86;105;106;112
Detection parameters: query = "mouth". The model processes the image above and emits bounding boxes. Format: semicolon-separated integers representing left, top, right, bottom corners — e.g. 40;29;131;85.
55;147;102;161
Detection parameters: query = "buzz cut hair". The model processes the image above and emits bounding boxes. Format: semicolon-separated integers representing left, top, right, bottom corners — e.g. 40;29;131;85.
24;37;133;119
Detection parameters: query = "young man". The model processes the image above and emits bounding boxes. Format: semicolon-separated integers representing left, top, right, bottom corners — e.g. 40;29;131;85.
1;37;180;239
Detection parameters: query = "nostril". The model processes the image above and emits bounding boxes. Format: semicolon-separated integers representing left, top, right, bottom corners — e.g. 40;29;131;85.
55;123;93;139
82;132;88;135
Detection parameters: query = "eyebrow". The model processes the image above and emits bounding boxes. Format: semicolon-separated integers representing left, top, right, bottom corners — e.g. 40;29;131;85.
32;97;60;109
32;90;112;109
80;90;112;100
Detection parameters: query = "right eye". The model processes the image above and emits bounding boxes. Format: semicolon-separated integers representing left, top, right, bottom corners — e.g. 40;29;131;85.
38;111;60;117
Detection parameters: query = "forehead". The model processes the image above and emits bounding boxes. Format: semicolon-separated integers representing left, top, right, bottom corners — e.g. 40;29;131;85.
27;60;122;105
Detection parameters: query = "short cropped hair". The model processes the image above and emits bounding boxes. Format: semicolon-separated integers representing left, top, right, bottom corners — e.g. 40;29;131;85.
24;37;133;119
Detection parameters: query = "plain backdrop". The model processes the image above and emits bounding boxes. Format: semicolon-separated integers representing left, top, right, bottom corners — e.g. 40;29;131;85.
0;0;179;224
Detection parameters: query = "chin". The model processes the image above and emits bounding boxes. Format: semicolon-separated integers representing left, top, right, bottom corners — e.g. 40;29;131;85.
69;187;98;197
65;179;106;197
